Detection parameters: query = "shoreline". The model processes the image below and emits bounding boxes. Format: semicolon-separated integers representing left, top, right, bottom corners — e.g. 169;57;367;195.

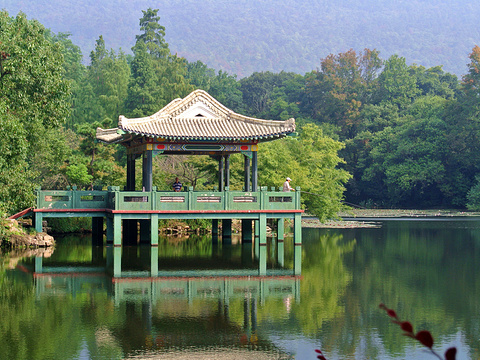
303;209;480;228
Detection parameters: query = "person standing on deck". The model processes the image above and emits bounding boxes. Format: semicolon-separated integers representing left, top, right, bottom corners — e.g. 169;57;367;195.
283;177;294;192
173;177;182;192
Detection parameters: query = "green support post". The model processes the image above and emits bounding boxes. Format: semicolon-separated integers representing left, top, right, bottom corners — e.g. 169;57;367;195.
294;243;302;275
151;214;158;246
35;212;43;233
113;246;122;277
151;246;158;277
106;216;113;243
294;212;302;245
114;214;122;247
259;246;267;276
242;220;253;243
259;213;267;246
222;219;232;244
139;220;150;244
254;219;260;258
212;219;218;244
277;241;285;267
277;218;285;241
35;256;43;273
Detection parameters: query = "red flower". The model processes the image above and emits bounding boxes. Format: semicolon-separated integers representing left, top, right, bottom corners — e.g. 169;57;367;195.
415;330;434;348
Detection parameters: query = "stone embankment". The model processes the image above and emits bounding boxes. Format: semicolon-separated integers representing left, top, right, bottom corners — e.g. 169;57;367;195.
1;218;55;248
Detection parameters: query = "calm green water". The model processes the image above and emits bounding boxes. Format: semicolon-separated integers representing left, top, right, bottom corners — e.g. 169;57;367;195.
1;218;479;360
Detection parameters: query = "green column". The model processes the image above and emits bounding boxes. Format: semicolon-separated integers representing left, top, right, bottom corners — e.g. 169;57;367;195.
114;214;122;246
294;212;302;245
294;244;302;275
35;212;43;233
35;256;43;274
277;241;285;267
254;220;260;258
140;220;150;244
259;213;267;245
150;246;158;277
151;214;158;246
113;246;122;277
242;220;253;243
259;245;267;275
212;219;218;244
277;218;285;241
222;219;232;244
106;216;113;244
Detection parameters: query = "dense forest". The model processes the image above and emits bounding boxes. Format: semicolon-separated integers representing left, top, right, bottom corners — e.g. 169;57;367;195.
2;8;480;226
3;0;480;77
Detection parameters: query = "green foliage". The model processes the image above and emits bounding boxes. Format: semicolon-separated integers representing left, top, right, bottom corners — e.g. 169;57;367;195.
3;7;480;213
258;123;351;221
466;175;480;211
375;55;420;109
47;217;92;233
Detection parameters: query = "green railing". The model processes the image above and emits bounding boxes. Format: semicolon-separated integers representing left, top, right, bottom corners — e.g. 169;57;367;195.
36;186;301;212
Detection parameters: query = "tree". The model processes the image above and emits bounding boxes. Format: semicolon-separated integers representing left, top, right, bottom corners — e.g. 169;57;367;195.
135;8;169;59
126;9;193;117
0;11;70;135
0;11;71;213
258;123;351;221
304;49;382;139
361;96;450;207
375;54;420;109
74;122;125;189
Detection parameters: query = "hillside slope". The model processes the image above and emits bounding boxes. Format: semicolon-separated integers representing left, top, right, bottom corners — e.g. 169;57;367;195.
3;0;479;77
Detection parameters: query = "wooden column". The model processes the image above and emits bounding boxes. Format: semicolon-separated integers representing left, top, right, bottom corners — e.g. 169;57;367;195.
244;155;250;191
252;151;258;191
219;156;224;191
125;154;138;244
142;150;153;191
140;150;153;244
126;154;136;190
225;155;230;188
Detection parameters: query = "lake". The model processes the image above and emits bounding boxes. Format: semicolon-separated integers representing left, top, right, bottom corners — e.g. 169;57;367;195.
1;218;479;359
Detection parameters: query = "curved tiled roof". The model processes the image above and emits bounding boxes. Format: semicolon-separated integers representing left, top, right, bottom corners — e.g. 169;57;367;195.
96;89;295;143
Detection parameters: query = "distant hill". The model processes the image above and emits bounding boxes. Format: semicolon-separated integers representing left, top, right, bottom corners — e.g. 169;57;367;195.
2;0;479;77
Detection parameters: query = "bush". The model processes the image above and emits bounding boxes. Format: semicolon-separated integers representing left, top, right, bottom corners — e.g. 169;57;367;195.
47;217;92;234
466;176;480;211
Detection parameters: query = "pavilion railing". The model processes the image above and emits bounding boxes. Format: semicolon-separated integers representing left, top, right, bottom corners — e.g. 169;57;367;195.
35;186;301;212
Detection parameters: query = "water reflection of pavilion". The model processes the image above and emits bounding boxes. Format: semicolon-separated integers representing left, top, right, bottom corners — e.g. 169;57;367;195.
21;241;299;359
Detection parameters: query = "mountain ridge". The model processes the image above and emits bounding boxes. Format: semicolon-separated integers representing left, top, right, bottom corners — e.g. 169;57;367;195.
2;0;479;77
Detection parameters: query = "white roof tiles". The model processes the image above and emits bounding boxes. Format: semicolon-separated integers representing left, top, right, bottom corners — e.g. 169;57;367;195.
97;89;295;143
